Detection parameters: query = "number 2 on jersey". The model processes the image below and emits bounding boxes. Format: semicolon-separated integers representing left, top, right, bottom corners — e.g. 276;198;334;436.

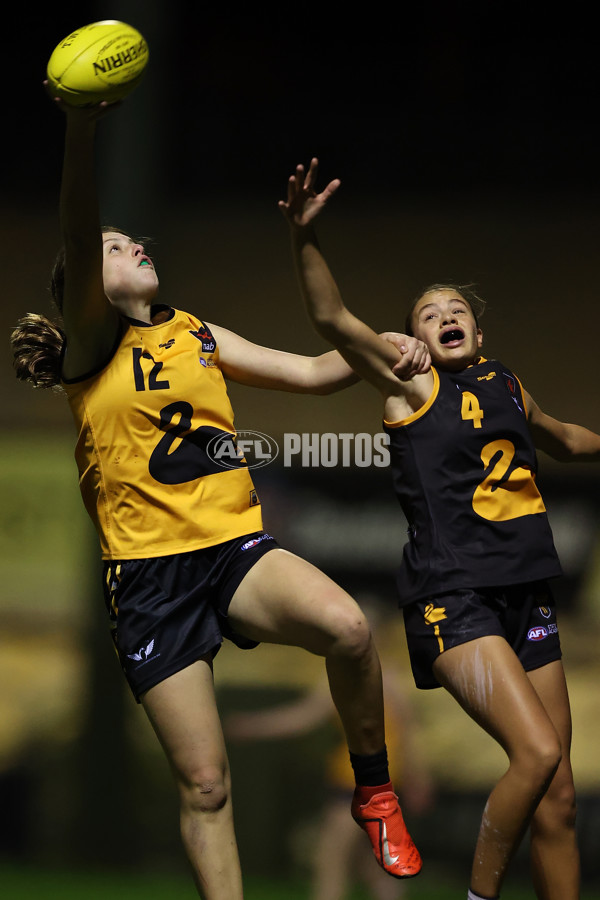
460;391;545;521
472;439;546;521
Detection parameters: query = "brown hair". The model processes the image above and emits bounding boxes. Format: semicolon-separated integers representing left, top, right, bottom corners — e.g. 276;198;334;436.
404;283;486;336
10;226;143;391
11;312;66;390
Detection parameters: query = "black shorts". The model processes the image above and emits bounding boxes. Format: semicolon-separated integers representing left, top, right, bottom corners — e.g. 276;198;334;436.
402;580;562;690
102;531;279;700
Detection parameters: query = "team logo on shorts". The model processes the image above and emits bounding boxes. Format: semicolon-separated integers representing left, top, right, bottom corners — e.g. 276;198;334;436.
527;626;548;641
424;603;447;625
539;606;552;618
127;638;160;666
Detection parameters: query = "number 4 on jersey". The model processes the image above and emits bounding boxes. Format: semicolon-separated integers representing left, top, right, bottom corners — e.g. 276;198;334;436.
461;391;484;428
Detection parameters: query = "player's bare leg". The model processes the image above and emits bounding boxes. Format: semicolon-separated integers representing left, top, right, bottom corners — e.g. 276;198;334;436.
228;548;421;878
142;659;242;900
312;799;356;900
527;661;579;900
433;636;562;899
228;549;386;755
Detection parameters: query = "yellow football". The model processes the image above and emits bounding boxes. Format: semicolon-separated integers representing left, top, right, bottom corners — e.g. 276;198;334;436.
47;20;149;106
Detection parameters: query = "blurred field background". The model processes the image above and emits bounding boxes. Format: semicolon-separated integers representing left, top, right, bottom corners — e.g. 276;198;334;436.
4;868;600;900
1;868;599;900
2;1;600;897
1;438;599;897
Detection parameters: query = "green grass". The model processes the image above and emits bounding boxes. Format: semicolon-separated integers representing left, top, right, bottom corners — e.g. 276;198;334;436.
0;866;196;900
0;865;599;899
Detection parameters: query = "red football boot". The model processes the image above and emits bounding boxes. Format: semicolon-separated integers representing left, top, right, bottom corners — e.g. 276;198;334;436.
351;789;422;879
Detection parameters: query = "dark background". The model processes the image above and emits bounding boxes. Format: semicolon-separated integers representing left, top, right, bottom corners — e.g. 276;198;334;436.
6;2;600;204
3;1;600;435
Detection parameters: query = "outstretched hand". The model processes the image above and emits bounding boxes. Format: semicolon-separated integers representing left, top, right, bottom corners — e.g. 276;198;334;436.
382;332;432;380
278;158;340;228
43;80;122;120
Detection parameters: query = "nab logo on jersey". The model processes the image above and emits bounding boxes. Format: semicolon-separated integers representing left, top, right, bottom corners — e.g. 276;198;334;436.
190;328;216;353
503;371;524;413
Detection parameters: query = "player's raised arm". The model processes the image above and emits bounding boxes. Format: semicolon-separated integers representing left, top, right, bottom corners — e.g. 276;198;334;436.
44;21;150;378
53;99;122;378
280;159;432;405
525;391;600;461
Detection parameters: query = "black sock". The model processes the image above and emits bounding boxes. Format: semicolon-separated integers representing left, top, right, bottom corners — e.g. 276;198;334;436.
349;746;390;786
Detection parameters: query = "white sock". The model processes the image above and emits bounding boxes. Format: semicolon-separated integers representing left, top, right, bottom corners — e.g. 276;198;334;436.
468;891;499;900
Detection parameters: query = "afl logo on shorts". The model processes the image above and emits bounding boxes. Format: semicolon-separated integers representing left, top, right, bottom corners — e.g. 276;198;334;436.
527;626;548;642
241;533;273;551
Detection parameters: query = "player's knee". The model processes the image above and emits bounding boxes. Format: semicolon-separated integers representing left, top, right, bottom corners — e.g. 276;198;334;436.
179;765;229;814
518;734;562;789
331;607;372;659
537;736;563;783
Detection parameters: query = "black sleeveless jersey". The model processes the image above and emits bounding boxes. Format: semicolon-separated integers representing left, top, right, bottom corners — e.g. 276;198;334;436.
383;358;562;605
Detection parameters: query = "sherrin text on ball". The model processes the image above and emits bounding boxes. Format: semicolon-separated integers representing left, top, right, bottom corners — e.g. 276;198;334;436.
47;20;149;106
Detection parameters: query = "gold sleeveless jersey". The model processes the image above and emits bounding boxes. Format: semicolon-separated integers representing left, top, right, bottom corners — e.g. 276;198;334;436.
63;308;263;560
